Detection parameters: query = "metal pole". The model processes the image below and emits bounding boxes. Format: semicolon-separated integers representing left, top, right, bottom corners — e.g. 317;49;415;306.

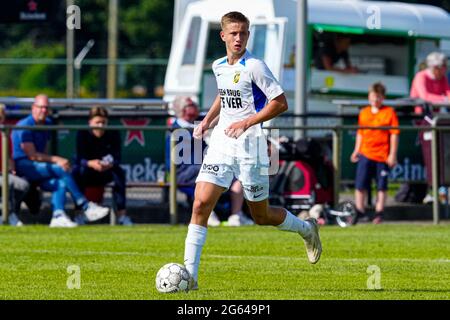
431;120;439;225
66;0;75;98
107;0;118;99
2;128;9;224
74;68;80;98
295;0;308;140
332;128;341;207
74;40;95;98
169;133;178;225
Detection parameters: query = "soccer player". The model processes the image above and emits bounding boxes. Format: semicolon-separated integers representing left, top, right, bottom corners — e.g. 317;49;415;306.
183;11;322;289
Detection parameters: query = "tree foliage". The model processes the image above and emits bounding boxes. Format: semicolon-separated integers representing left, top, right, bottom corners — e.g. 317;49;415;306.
0;0;174;97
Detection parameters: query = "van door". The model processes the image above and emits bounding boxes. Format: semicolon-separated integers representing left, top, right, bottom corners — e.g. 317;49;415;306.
164;14;208;101
247;18;287;81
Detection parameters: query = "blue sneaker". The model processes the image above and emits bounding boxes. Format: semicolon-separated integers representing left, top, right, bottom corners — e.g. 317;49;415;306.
74;214;88;225
118;215;133;226
8;213;23;227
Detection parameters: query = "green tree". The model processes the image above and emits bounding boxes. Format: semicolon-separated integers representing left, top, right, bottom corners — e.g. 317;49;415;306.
0;0;174;97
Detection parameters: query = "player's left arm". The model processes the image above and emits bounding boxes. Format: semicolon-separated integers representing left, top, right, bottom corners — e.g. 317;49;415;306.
224;94;288;139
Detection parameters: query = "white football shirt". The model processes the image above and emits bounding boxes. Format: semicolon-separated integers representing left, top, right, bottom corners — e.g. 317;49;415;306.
207;50;284;162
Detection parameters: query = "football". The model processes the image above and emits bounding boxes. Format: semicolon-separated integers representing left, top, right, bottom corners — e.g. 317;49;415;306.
155;263;193;293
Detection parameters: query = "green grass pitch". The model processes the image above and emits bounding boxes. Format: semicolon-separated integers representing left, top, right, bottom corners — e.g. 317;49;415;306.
0;223;449;300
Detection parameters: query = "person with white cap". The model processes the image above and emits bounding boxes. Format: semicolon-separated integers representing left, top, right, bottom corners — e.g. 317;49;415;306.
410;52;450;203
411;51;450;114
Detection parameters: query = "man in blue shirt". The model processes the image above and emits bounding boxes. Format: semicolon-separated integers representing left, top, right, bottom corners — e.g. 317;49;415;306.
11;94;110;227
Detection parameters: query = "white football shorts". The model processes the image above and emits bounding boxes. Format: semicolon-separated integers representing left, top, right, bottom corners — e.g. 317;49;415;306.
195;150;270;202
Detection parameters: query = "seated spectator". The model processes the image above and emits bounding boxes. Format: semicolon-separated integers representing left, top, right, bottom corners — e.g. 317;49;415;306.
410;52;450;203
166;97;253;227
350;82;399;224
0;104;29;226
314;33;358;74
72;106;132;226
11;94;110;227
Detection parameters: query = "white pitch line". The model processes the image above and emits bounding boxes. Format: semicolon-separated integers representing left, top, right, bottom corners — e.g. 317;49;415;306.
207;254;450;264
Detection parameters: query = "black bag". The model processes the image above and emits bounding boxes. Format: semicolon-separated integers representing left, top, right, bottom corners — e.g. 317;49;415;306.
394;183;428;203
23;183;42;215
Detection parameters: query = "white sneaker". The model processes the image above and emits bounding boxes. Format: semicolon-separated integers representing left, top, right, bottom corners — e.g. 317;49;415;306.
50;213;77;228
423;194;434;204
227;213;255;227
118;215;133;226
207;211;221;227
83;202;110;222
303;218;322;264
8;213;24;227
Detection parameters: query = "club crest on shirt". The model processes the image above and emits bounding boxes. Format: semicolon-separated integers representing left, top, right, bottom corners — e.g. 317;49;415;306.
233;71;241;84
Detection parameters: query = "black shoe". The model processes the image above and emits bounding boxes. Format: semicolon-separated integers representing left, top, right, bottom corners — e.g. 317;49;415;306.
353;210;369;225
372;212;384;224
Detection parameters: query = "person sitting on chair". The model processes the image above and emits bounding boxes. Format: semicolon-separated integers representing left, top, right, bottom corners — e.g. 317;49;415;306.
314;33;358;74
12;94;110;227
0;104;29;226
72;106;132;226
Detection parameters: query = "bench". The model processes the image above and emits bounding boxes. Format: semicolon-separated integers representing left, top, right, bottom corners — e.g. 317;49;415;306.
85;181;194;225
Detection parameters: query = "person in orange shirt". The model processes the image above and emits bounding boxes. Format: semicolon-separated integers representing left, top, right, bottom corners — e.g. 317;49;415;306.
350;82;399;224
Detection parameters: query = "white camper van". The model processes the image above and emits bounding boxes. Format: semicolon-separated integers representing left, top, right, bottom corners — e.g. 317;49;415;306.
164;0;450;115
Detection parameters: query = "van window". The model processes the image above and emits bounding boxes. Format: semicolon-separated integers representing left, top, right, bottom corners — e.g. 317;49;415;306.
205;24;225;66
250;25;268;61
182;16;202;65
312;31;409;76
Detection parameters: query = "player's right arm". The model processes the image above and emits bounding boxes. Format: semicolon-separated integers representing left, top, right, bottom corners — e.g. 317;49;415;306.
193;94;221;139
351;112;363;163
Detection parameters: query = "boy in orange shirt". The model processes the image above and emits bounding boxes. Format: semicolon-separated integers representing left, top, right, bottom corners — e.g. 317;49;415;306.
350;82;399;224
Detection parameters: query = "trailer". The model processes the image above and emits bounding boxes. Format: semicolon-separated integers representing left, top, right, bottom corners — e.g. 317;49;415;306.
164;0;450;115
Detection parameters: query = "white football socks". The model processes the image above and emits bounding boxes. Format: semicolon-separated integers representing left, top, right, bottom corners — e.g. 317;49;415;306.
184;224;207;282
277;209;312;238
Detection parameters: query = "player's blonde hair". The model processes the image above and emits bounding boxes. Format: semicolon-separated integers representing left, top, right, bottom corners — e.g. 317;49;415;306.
221;11;250;30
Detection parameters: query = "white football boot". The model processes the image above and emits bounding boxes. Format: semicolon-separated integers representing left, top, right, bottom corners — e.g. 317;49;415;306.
303;218;322;264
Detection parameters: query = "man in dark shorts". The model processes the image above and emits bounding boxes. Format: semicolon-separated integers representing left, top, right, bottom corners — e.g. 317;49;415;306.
350;82;399;224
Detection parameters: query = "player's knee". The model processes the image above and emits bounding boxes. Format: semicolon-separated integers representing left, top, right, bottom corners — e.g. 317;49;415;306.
192;198;213;217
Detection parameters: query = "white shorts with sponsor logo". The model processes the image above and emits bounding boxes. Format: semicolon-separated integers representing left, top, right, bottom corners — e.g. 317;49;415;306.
195;150;270;202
